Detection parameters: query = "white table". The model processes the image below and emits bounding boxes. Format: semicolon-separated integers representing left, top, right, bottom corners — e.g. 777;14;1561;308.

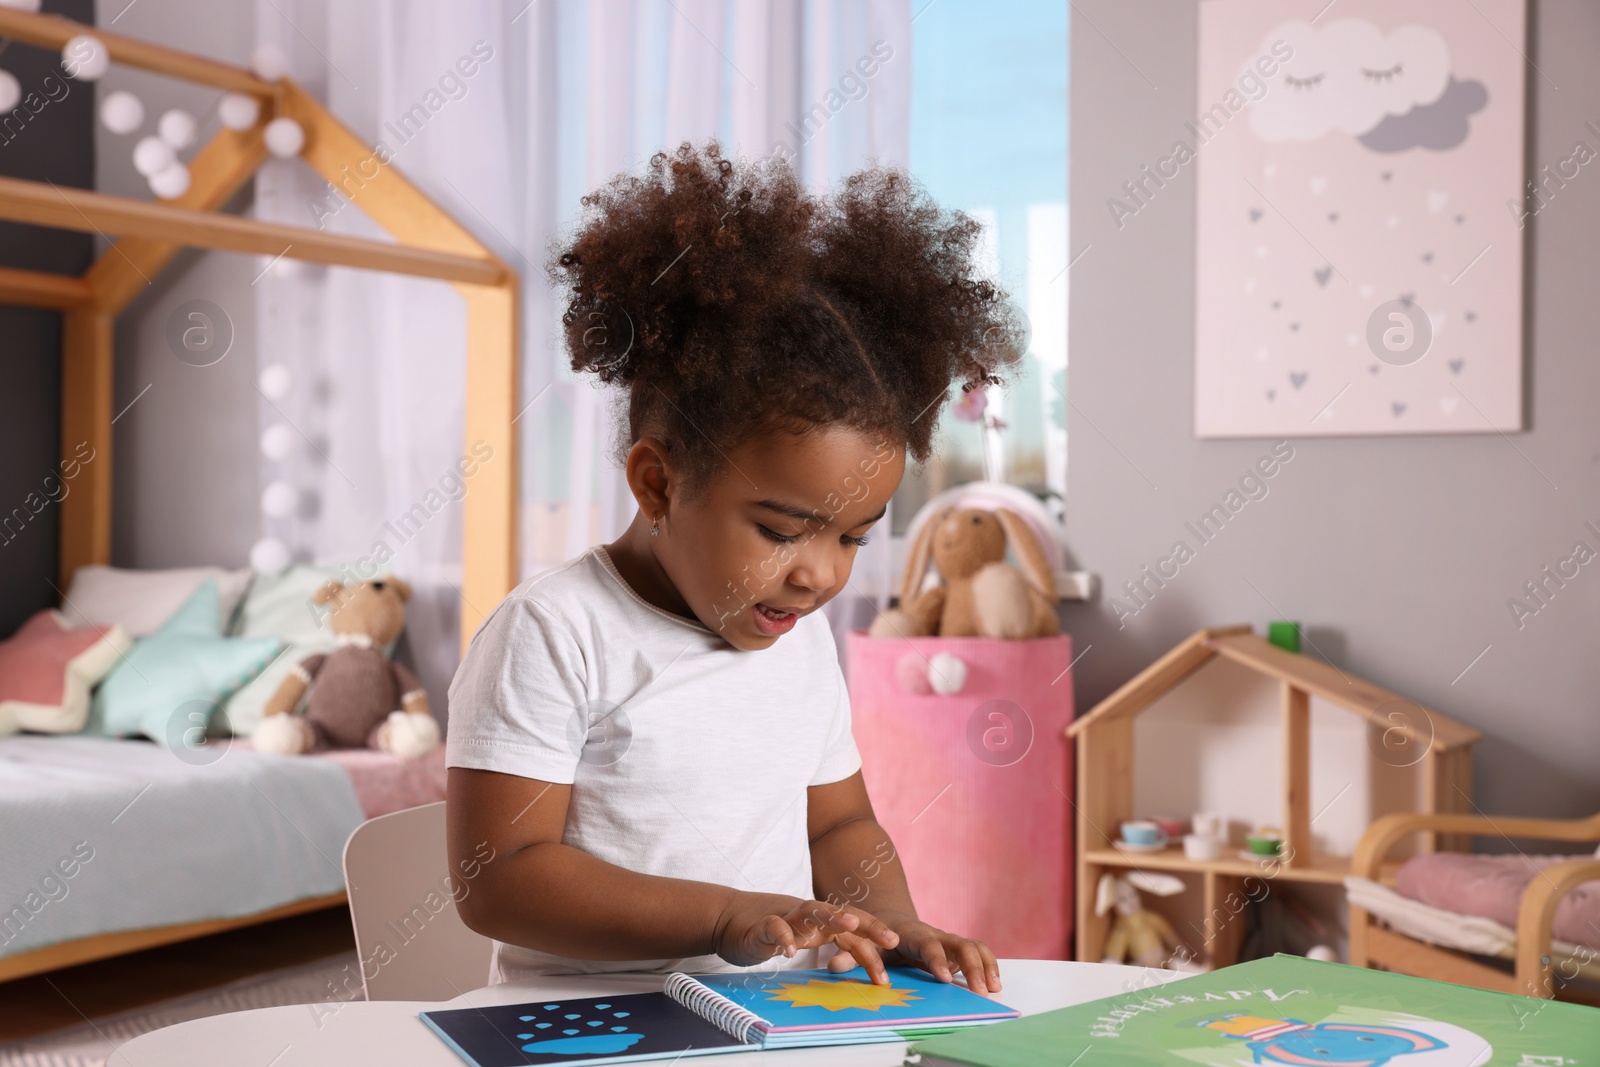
116;960;1183;1065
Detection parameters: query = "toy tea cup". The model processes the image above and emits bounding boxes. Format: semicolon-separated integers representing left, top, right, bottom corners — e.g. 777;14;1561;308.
1119;820;1168;848
1152;816;1187;840
1191;811;1225;839
1246;829;1284;857
1182;833;1224;861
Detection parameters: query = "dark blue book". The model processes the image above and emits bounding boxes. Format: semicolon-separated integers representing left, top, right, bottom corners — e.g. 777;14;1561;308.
420;966;1017;1066
421;991;747;1066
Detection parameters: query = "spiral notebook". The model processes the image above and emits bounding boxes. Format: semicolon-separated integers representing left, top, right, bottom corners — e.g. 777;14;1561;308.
419;965;1018;1066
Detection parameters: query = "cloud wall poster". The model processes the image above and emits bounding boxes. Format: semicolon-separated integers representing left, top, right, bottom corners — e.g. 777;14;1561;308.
1192;0;1527;437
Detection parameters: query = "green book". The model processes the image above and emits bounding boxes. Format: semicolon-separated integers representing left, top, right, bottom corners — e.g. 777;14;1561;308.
907;954;1600;1065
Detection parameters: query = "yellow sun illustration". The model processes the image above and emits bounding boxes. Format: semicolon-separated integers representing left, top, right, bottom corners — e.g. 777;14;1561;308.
765;979;924;1013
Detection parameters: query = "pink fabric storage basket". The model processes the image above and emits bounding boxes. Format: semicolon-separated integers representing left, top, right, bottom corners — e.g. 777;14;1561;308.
845;631;1074;960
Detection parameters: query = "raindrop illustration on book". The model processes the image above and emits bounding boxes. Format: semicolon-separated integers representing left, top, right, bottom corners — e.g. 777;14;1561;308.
509;1000;649;1054
519;1032;644;1055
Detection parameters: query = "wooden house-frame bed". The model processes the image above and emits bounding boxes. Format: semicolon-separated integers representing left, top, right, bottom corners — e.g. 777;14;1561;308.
0;9;517;983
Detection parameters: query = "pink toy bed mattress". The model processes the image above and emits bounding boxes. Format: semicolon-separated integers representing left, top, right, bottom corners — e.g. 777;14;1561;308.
1396;851;1600;948
234;739;448;819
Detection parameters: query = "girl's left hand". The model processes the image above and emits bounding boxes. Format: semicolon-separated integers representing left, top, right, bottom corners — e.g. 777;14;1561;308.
826;913;1002;996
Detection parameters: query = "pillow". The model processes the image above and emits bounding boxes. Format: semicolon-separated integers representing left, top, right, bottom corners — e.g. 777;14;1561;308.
59;564;253;638
223;564;395;737
84;579;281;745
0;611;131;735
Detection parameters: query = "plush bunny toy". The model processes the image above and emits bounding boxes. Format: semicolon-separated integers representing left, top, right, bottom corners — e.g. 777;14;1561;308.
1097;871;1190;969
252;578;440;759
868;506;1060;640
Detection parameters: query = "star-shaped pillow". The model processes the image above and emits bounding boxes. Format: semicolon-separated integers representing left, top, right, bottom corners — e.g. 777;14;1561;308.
84;578;282;745
0;611;131;735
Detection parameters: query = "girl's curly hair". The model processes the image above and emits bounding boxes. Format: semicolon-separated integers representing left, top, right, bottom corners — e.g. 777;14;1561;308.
550;140;1025;498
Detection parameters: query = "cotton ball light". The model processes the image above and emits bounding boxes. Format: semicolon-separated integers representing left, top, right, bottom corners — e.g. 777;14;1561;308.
0;0;44;12
99;89;144;134
258;363;293;400
0;71;19;114
132;135;174;177
261;481;298;518
249;537;291;574
149;161;191;200
927;652;968;695
259;423;295;461
218;92;260;131
157;108;196;150
62;34;110;80
251;43;288;81
263;117;304;158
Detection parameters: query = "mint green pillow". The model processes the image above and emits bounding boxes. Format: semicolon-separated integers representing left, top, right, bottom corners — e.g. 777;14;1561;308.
84;579;280;745
222;564;395;737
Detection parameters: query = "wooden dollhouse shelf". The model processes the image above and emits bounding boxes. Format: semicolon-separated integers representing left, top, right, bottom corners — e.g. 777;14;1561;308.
1085;846;1348;884
1083;846;1403;886
1068;625;1481;969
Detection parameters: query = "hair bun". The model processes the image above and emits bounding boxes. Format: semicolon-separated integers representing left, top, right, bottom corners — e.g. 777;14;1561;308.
552;142;813;392
549;140;1020;497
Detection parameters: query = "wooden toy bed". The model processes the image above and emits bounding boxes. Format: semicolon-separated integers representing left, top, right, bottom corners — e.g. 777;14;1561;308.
0;9;517;983
1349;810;1600;1004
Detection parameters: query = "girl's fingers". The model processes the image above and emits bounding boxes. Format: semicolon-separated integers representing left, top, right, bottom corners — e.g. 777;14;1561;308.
850;908;900;951
783;901;859;947
833;932;890;985
826;948;858;972
915;936;954;983
952;941;992;995
759;914;797;959
977;942;1002;992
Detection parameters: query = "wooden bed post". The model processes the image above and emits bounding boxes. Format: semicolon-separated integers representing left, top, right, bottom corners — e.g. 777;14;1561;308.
1282;683;1312;868
279;83;520;647
1433;746;1474;854
461;281;520;653
58;309;114;587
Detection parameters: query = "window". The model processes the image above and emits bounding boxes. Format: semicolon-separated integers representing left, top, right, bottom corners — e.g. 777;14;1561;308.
891;0;1069;538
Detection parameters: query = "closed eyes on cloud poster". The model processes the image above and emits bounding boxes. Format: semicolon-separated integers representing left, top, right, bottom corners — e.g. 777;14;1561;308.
1190;0;1527;438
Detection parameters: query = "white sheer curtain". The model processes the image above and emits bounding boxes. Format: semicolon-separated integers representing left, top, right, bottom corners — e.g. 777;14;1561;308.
254;0;912;708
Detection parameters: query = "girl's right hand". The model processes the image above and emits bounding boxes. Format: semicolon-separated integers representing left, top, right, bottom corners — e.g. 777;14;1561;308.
712;892;900;967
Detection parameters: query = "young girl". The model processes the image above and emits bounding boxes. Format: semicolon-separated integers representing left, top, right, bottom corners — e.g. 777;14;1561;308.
446;142;1023;995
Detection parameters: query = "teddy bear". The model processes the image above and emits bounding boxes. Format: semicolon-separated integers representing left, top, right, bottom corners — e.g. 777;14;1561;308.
252;577;440;759
868;505;1060;640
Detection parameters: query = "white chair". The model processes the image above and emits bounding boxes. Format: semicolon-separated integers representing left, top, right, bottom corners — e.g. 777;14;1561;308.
342;801;495;1001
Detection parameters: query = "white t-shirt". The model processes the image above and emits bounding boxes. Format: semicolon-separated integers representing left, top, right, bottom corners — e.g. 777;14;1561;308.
446;545;862;983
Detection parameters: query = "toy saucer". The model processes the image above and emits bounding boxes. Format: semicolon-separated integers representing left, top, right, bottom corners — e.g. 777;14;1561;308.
1114;838;1166;853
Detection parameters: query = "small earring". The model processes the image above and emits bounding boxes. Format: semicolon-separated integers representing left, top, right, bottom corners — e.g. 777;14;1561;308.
650;516;661;537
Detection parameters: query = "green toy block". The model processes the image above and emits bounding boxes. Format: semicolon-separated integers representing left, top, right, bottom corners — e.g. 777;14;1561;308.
1268;620;1302;653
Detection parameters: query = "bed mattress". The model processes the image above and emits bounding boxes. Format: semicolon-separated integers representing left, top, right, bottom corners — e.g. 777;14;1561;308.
0;735;446;962
1346;875;1598;960
232;739;448;820
1393;850;1600;949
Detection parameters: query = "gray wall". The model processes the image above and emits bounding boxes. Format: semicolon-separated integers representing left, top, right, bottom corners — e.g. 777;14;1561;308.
94;0;260;569
0;0;94;636
1064;1;1600;822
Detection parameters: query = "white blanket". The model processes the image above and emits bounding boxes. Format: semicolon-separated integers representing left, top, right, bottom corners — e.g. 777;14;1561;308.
1;736;367;959
1345;876;1593;959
